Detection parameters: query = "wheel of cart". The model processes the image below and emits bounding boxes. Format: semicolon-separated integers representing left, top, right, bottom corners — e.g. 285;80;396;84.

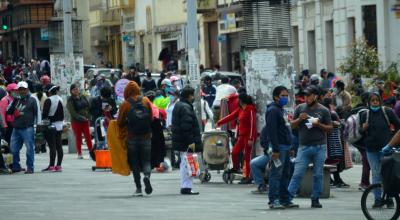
199;170;211;183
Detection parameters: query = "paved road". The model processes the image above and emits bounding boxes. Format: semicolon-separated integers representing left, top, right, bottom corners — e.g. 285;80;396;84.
1;148;366;220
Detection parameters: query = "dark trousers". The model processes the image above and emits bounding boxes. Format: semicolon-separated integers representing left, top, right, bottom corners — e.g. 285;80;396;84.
127;137;151;189
45;127;63;167
0;153;6;169
3;122;13;153
357;147;371;186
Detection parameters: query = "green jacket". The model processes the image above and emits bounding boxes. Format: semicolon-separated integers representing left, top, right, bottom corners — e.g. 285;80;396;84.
66;95;90;122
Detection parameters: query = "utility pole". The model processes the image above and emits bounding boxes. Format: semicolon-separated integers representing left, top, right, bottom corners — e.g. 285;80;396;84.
186;0;203;130
63;0;73;56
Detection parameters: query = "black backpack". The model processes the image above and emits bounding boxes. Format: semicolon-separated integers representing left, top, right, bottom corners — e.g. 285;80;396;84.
126;96;151;135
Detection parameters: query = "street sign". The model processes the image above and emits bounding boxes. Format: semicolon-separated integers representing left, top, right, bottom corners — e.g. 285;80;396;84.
217;34;226;42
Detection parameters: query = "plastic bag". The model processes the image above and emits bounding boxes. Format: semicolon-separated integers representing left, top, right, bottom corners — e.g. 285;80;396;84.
185;153;200;177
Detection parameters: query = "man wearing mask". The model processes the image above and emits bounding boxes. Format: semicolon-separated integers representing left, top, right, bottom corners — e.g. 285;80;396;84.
288;85;332;208
6;81;38;174
124;66;141;87
153;79;172;110
266;86;295;209
202;75;216;108
333;80;352;119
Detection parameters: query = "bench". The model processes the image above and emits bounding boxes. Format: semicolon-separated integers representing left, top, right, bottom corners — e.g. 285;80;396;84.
298;164;337;198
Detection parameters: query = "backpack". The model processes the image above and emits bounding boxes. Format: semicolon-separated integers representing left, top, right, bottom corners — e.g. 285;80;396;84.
126;96;151;135
344;109;368;144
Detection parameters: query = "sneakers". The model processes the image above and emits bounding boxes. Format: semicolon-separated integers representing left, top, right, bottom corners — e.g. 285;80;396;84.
311;199;323;208
180;188;199;195
55;166;62;172
42;166;56;172
269;200;285;209
11;168;26;173
24;169;34;174
238;177;252;185
133;188;143;197
143;176;153;195
251;185;267;194
283;202;300;209
77;154;84;159
335;181;350;188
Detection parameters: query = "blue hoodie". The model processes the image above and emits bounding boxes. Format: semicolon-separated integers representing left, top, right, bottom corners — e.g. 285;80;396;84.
265;102;292;153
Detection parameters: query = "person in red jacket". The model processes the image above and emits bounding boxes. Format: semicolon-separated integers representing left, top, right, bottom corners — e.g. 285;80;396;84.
217;93;257;184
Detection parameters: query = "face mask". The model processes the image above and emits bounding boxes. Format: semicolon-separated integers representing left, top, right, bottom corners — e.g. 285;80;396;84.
279;97;288;106
370;106;381;112
333;88;338;93
11;92;18;99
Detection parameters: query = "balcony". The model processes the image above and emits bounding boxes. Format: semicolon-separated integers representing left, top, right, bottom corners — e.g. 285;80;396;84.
90;9;121;27
108;0;135;10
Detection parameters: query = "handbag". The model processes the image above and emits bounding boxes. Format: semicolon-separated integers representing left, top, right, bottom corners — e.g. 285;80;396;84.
184;152;200;177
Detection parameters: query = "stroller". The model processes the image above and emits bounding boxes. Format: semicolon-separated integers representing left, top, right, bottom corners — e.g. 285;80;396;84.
91;117;112;171
200;129;236;183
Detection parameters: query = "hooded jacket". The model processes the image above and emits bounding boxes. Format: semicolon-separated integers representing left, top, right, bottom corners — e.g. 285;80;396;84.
265;102;292;153
117;81;153;138
217;104;257;141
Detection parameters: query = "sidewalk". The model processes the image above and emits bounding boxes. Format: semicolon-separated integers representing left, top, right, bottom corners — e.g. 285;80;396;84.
0;147;366;220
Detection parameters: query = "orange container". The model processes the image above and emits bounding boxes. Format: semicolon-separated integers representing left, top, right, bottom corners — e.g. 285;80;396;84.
95;150;112;168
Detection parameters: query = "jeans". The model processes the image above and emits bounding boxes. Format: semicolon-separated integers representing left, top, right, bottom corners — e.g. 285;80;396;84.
288;144;327;200
127;137;151;189
250;154;270;186
366;151;382;200
11;127;35;171
269;148;291;204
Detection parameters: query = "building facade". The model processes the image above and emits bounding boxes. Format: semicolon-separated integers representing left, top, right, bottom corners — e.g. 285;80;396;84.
291;0;400;74
0;0;54;61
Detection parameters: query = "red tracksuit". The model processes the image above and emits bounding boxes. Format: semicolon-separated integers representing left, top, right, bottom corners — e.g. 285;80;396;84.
217;104;257;177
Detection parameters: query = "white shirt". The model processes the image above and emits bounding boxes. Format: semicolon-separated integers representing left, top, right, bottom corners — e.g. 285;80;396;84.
166;98;179;128
201;99;214;122
212;84;237;107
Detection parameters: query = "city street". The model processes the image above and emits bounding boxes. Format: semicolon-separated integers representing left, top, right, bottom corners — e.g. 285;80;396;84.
1;148;366;220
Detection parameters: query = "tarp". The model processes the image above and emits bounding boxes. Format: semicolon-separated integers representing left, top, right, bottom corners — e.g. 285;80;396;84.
107;120;131;176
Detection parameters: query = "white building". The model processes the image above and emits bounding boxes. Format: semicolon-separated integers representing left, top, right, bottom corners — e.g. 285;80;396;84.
291;0;400;74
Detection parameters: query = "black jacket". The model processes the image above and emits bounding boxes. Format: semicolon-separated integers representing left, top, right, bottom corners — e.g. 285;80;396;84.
171;99;202;152
6;94;38;129
141;78;157;93
265;102;292;153
359;107;400;152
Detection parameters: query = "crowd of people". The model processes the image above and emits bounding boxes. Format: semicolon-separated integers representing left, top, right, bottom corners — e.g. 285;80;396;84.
1;59;399;209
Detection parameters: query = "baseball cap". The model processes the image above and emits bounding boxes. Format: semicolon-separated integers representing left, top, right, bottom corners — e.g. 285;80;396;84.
161;79;172;87
6;83;17;91
17;81;29;89
304;85;320;96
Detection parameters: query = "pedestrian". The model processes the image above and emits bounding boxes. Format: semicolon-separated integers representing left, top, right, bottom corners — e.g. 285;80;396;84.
217;93;257;184
153;79;172;110
333;80;352;119
66;83;93;159
124;66;142;87
265;86;295;209
320;89;349;188
0;83;18;151
89;86;117;127
359;92;400;207
145;91;166;170
157;72;166;89
349;92;371;191
231;79;242;90
171;86;202;195
202;75;216;108
250;126;269;194
288;85;333;208
6;81;38;174
41;84;64;172
320;69;330;89
32;85;48;154
212;76;237;124
141;71;157;93
166;87;180;129
200;89;213;131
117;81;153;197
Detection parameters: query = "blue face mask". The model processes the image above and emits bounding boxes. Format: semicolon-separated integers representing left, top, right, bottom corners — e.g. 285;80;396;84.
279;97;289;106
370;106;381;112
